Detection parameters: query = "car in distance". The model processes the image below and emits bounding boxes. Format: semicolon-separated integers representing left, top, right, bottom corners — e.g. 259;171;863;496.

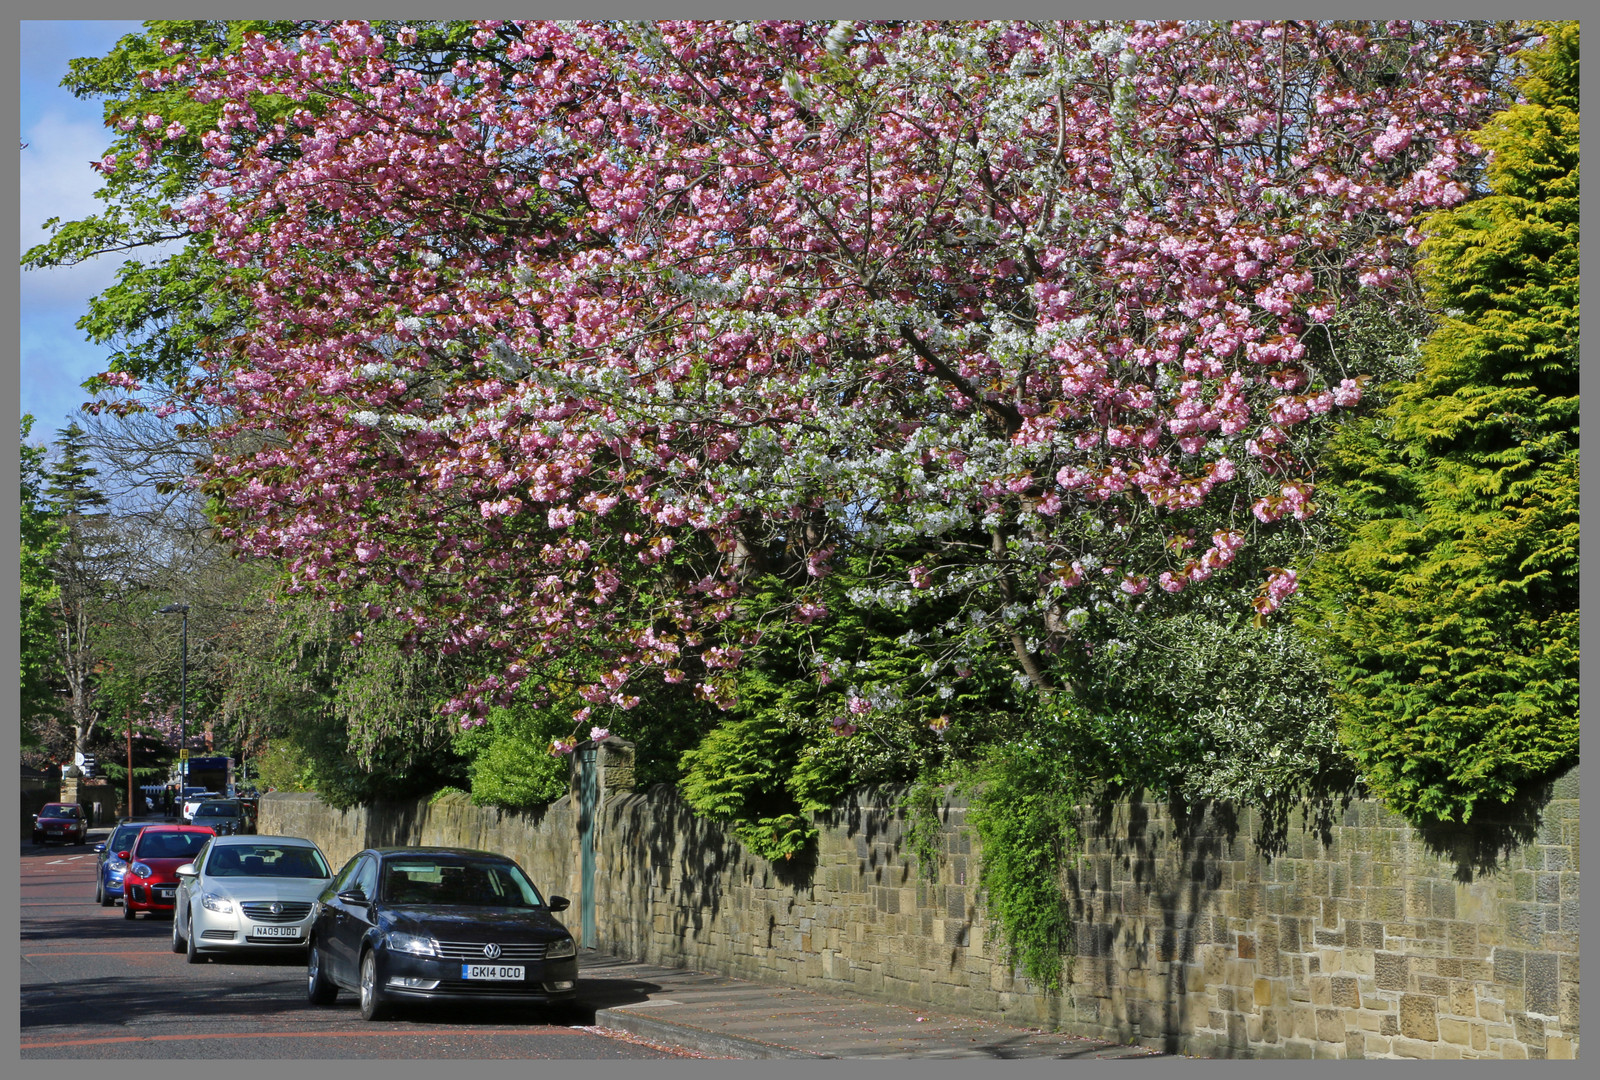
122;825;215;920
94;820;149;906
172;836;334;963
190;800;251;836
32;803;88;846
181;791;220;823
306;847;577;1021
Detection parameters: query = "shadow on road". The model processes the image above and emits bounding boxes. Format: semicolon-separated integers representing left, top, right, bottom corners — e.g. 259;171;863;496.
23;973;314;1029
22;967;662;1031
24;925;664;1031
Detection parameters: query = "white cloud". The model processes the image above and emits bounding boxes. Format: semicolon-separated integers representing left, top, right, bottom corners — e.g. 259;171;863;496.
19;107;127;307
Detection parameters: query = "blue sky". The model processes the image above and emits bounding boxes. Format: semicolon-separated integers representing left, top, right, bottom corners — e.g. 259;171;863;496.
19;20;147;435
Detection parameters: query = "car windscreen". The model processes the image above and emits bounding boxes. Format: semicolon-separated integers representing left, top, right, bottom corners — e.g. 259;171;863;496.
381;859;544;908
205;844;330;878
110;826;144;851
194;803;239;817
39;806;79;818
133;832;211;859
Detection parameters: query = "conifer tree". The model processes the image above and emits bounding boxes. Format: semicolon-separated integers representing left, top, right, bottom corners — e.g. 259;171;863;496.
1301;23;1579;823
43;422;126;770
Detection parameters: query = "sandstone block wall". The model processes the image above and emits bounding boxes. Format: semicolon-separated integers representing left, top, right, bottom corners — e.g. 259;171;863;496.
261;791;581;908
259;763;1578;1059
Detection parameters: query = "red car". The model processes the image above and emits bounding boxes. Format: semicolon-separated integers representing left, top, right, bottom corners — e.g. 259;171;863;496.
122;825;215;921
32;803;88;846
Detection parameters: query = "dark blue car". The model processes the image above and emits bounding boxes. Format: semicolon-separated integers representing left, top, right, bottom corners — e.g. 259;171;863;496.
306;847;577;1021
94;821;149;907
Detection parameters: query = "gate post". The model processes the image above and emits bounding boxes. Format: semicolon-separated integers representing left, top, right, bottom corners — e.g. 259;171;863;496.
568;737;636;951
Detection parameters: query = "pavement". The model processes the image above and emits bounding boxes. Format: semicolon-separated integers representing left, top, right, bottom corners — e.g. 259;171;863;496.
576;952;1171;1059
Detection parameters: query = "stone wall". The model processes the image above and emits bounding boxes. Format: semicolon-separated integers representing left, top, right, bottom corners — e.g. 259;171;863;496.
258;758;1579;1060
261;790;580;907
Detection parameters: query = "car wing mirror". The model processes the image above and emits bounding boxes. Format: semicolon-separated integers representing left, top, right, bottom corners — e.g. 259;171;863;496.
117;851;132;860
548;895;571;913
336;887;369;905
94;843;106;853
176;863;196;878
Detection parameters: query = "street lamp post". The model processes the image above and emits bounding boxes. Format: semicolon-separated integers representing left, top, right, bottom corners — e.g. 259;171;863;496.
126;703;133;820
156;603;189;792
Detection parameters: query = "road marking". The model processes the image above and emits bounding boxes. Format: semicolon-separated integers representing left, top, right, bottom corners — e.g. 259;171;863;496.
22;1028;560;1049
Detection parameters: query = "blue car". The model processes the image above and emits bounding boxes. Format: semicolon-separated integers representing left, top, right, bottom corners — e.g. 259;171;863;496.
94;821;150;908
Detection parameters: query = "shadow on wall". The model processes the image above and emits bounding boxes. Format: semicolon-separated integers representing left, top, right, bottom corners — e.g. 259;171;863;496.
1413;769;1566;884
1067;794;1242;1055
612;789;741;953
360;793;560;854
1228;766;1560;885
364;798;423;850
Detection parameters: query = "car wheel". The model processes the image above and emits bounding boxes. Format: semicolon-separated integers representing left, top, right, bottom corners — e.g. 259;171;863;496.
124;901;135;921
185;911;205;964
358;950;391;1022
95;877;105;905
31;834;42;846
307;939;338;1005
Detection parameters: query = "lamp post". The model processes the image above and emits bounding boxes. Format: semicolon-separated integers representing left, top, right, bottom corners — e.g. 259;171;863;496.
126;703;133;821
156;603;188;791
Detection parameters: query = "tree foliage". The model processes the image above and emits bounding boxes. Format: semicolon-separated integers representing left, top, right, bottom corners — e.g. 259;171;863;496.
24;21;495;406
39;421;127;765
210;583;473;807
1068;593;1354;816
960;716;1086;995
33;21;1564;859
19;417;65;744
95;20;1512;726
1300;22;1579;823
674;552;1025;859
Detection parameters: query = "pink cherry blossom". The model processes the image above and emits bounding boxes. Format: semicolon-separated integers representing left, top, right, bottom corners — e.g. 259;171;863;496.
113;20;1508;711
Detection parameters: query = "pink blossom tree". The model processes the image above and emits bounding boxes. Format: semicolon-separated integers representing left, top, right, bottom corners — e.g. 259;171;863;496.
117;20;1514;721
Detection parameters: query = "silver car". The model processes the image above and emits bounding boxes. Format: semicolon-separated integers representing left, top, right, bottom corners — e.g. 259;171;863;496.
172;835;333;963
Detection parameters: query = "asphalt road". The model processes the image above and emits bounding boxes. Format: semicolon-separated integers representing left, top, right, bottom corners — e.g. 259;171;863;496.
19;834;705;1060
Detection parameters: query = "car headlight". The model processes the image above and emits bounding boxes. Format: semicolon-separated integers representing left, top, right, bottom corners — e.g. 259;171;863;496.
546;937;576;959
201;892;234;914
386;932;438;957
107;858;126;873
130;863;153;879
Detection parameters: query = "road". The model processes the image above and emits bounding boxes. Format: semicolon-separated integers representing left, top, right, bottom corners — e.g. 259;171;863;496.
19;831;706;1060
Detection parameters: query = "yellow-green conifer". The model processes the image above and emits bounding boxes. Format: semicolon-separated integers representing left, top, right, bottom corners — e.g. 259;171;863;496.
1301;23;1578;823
